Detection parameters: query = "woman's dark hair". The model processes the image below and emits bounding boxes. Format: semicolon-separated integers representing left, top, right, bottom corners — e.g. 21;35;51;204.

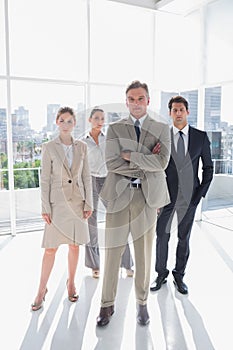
90;107;104;118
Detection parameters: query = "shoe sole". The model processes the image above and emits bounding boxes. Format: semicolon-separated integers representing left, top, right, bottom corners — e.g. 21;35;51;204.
137;320;150;326
137;318;150;326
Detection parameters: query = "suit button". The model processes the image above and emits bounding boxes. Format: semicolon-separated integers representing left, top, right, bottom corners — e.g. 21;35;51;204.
68;180;72;183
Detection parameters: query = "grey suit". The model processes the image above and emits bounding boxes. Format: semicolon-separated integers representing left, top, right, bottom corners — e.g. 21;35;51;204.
100;115;171;306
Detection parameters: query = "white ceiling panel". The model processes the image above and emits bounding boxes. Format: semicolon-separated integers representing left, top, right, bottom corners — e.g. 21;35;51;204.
107;0;175;11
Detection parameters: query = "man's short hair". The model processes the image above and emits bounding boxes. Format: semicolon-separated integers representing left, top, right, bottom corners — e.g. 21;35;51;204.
168;96;189;111
126;80;149;97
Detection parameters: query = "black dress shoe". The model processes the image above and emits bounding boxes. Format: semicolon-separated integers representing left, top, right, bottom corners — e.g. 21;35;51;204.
137;304;150;326
96;305;114;327
150;275;167;291
173;278;188;295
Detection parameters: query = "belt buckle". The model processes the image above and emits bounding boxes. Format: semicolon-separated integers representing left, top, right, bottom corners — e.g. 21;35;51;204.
130;182;140;189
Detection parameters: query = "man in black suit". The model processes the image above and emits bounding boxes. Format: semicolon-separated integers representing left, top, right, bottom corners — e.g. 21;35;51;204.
150;96;213;294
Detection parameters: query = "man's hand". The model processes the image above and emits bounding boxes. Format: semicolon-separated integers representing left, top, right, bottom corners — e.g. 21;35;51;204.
121;151;131;161
152;143;161;155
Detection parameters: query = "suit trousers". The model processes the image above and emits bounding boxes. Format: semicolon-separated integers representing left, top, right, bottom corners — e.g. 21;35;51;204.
101;188;157;307
85;176;133;270
155;190;197;278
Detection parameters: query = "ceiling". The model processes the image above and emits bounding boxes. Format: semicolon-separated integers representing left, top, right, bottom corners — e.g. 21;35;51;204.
107;0;216;15
107;1;174;11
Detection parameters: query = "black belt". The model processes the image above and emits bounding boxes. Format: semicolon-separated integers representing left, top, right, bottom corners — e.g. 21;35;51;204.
129;183;141;189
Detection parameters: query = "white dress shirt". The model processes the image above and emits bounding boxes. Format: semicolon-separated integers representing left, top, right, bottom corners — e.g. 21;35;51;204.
62;144;73;169
83;131;107;177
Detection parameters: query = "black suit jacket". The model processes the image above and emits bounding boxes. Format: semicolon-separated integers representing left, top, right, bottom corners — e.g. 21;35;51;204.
166;126;213;206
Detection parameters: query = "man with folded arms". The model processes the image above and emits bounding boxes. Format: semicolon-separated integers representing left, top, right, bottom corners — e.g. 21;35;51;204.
96;80;170;326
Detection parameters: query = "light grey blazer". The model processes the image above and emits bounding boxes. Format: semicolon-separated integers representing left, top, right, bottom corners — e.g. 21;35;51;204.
100;115;171;212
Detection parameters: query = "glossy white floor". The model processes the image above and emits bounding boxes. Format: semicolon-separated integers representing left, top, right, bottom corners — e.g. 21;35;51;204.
0;208;233;350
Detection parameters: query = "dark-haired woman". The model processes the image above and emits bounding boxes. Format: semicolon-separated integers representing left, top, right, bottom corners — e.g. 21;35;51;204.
31;107;92;311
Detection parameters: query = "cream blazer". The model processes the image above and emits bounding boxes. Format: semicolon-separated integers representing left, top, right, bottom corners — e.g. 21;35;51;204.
41;137;93;215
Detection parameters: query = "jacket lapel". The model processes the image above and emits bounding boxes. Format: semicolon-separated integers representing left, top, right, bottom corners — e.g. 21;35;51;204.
139;115;150;150
70;141;79;175
187;126;194;158
125;116;137;142
171;130;178;162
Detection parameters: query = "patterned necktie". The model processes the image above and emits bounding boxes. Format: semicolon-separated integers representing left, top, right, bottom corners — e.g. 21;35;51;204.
177;130;185;163
134;119;141;142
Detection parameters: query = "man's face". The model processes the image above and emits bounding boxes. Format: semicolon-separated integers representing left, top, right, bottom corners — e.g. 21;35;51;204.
170;102;189;129
126;87;149;119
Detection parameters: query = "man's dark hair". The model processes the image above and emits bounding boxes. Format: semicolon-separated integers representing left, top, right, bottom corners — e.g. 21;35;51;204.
126;80;149;97
168;96;189;111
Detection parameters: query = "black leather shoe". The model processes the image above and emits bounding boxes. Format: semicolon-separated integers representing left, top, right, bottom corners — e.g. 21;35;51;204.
150;275;167;291
173;278;188;295
137;304;150;326
96;305;114;327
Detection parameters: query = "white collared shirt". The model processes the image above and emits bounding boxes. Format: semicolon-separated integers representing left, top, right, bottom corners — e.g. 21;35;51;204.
130;114;148;129
82;131;107;177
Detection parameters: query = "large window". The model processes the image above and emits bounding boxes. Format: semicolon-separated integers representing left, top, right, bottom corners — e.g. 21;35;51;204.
206;0;233;84
10;81;85;230
1;0;233;234
89;83;128;125
11;81;85;182
0;80;10;234
8;0;88;81
154;10;201;91
0;0;6;75
90;0;155;85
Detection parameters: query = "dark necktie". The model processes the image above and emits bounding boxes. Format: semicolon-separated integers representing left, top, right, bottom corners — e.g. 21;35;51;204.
134;120;141;142
131;120;141;182
177;130;185;163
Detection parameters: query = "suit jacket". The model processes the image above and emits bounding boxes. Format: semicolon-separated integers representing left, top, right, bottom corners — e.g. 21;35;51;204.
167;126;213;205
41;136;93;215
100;114;171;211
